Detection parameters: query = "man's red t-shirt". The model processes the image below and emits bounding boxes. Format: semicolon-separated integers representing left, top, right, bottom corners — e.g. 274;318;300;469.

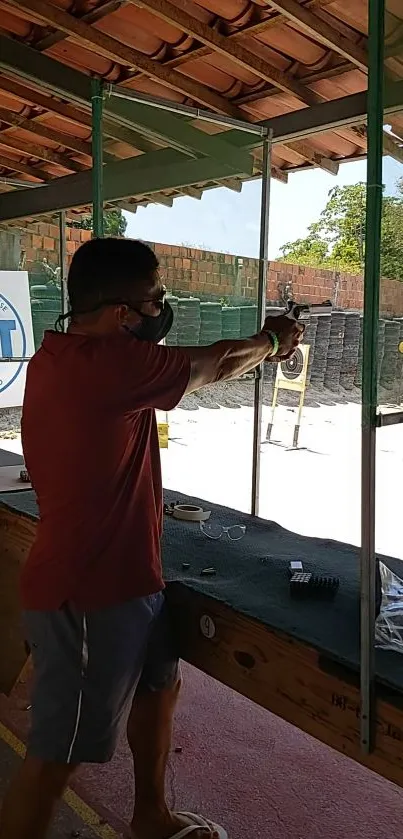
20;330;190;611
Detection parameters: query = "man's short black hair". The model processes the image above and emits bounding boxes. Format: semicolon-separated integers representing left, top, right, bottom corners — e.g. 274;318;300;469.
67;237;159;314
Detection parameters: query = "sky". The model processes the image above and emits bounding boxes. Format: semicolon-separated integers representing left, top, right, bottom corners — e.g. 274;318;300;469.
125;156;402;260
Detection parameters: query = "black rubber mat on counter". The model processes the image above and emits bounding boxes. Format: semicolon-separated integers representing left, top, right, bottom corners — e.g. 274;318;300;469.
1;488;403;691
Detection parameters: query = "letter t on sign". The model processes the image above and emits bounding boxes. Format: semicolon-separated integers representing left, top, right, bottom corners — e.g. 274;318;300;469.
0;320;16;357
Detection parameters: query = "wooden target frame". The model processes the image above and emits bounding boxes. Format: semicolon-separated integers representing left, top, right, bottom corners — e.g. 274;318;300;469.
266;344;310;449
157;411;169;448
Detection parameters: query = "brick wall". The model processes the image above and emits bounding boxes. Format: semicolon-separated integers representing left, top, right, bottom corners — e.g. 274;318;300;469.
20;223;91;268
14;232;403;317
152;243;403;317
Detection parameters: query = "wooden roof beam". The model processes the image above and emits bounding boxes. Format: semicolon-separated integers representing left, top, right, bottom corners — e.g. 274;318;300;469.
0;133;85;173
0;77;159;153
181;186;203;199
127;0;321;106
352;124;403;163
115;201;137;213
267;0;368;73
127;0;335;75
219;177;242;192
382;131;403;164
285;140;339;174
0;106;92;158
0;152;53;181
9;0;245;118
149;192;174;207
33;0;125;52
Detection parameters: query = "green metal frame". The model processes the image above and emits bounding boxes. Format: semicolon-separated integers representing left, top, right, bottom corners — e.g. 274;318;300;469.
0;149;256;222
360;0;385;752
251;132;271;517
91;78;104;238
58;210;68;326
0;36;255;172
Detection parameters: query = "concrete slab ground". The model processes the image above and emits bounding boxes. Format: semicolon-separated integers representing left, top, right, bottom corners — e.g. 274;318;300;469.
0;721;112;839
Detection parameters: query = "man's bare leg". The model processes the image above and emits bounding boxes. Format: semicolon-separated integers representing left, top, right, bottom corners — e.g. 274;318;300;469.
0;755;75;839
128;679;215;839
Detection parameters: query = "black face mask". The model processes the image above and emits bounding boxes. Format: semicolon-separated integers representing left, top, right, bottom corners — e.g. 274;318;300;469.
128;300;174;344
55;299;174;343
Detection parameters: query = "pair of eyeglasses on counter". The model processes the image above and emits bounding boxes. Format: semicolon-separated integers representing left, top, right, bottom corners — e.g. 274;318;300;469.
199;521;246;541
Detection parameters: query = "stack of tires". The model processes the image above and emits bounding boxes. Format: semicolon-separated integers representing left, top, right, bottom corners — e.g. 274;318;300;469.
310;313;332;389
377;319;386;386
340;312;361;391
380;320;400;391
165;295;178;346
395;319;403;402
30;284;61;350
324;312;346;392
199;303;222;345
222;307;241;341
302;315;318;386
177;298;200;346
240;305;258;338
354;316;364;388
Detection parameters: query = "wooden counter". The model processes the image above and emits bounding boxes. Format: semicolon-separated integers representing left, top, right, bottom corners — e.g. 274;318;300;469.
1;499;403;788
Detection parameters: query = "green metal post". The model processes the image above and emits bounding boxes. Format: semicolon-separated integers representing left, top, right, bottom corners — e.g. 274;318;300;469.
360;0;385;752
251;131;272;516
58;211;68;330
91;78;104;237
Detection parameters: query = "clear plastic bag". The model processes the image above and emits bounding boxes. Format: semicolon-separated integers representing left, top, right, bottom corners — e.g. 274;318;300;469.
375;561;403;653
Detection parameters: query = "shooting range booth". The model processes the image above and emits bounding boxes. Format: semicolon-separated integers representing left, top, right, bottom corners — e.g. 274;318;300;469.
1;0;403;817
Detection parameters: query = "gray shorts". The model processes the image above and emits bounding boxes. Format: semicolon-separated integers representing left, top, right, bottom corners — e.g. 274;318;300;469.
23;592;179;764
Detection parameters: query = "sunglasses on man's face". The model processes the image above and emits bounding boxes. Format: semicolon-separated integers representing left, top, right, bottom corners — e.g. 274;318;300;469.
145;286;167;305
134;284;167;307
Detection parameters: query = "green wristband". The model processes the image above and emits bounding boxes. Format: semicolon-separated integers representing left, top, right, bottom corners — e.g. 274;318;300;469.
265;330;279;357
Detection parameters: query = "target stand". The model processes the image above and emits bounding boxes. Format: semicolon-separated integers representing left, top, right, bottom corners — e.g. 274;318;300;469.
157;410;169;449
265;345;310;449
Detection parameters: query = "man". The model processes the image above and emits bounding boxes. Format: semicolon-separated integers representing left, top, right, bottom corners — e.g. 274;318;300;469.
0;238;303;839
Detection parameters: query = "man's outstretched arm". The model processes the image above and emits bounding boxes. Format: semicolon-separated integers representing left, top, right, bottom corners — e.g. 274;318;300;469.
182;314;303;395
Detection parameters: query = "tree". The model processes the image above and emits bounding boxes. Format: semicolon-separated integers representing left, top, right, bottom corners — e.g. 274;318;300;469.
68;208;127;237
278;182;403;280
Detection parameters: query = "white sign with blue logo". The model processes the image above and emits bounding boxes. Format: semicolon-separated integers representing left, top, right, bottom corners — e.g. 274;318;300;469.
0;271;35;409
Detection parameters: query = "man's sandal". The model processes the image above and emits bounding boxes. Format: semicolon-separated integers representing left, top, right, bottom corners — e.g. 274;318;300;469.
171;812;227;839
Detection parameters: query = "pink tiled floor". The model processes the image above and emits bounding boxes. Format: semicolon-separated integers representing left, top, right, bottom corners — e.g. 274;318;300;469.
1;664;403;839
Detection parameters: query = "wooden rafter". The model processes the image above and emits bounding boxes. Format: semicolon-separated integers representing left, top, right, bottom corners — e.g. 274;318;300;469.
267;0;368;73
127;0;321;106
115;200;137;213
0;76;159;153
0;106;92;157
271;167;288;184
8;0;245;118
33;0;125;52
235;62;355;106
285;139;339;174
352;124;403;163
0;152;52;181
0;133;85;172
150;193;174;207
181;186;203;199
382;131;403;164
219;178;242;192
128;0;336;75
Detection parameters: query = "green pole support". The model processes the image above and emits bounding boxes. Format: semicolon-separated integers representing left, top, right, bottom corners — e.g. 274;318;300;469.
91;77;104;238
360;0;385;753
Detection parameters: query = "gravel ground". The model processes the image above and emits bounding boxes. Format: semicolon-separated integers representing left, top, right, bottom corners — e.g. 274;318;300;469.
0;409;22;438
179;378;364;411
0;378;400;438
